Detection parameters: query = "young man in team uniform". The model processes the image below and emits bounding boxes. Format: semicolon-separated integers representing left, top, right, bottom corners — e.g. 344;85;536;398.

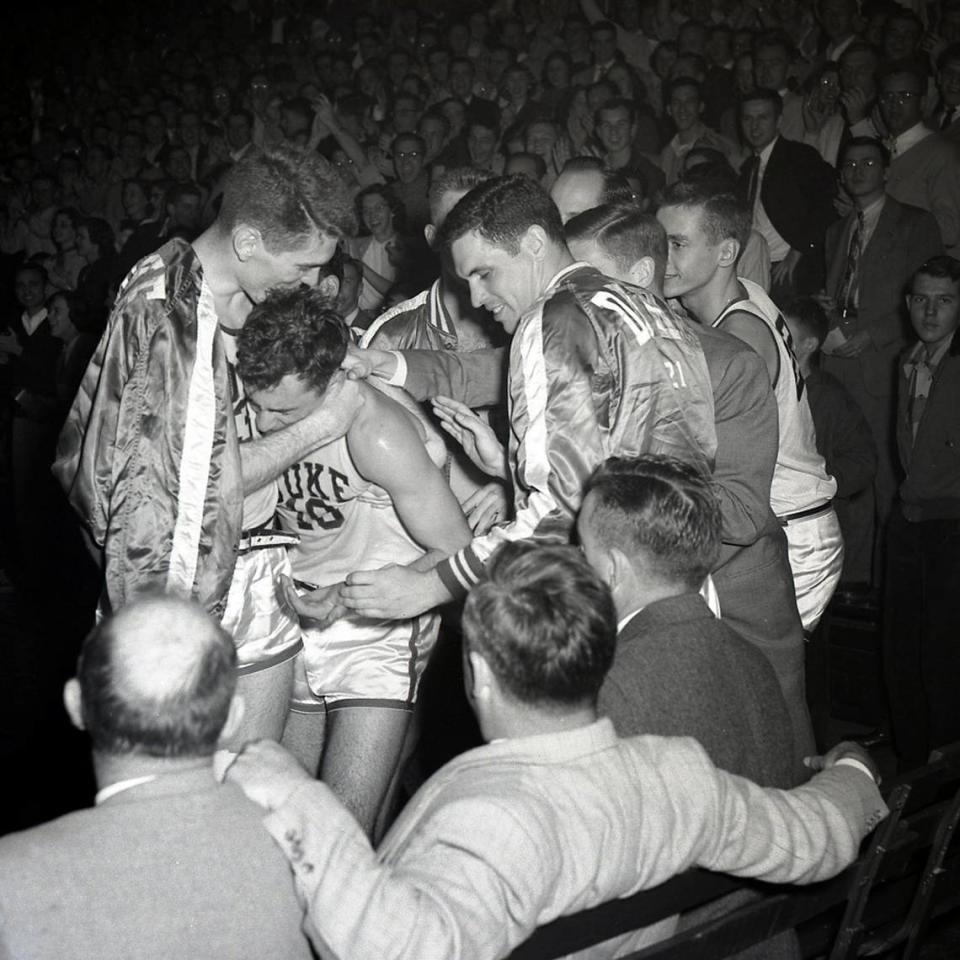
298;175;717;628
54;147;360;745
656;181;842;634
237;287;471;839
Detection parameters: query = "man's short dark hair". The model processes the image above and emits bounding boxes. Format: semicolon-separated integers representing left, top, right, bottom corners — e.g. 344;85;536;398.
596;96;637;127
237;286;349;395
839;135;890;168
218;145;357;252
462;541;617;709
81;217;116;257
16;261;47;286
739;86;784;115
583;455;722;590
428;167;494;223
435;174;565;256
565;204;667;284
911;255;960;288
661;180;752;252
782;296;829;346
393;132;426;154
78;598;238;758
839;40;881;68
664;76;703;102
877;58;928;90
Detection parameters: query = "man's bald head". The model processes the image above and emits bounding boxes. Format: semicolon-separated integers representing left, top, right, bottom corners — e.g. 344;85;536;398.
76;596;238;758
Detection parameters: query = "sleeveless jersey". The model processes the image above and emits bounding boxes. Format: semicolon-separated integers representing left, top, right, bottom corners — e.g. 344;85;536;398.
714;278;836;516
277;399;445;587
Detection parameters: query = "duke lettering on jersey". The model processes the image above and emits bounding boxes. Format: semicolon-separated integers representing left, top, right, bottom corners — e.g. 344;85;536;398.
279;460;349;531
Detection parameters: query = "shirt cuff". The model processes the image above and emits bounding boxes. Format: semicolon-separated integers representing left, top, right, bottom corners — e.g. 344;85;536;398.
383;351;407;387
834;756;877;783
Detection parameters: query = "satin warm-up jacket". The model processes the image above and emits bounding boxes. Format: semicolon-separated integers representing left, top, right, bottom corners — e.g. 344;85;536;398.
54;239;243;618
436;263;717;597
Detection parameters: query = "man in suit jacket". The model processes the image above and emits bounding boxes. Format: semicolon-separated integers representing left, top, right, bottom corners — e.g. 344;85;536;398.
738;87;838;296
823;136;943;582
579;454;797;790
884;256;960;769
933;43;960;142
0;597;313;960
225;540;887;960
878;60;960;257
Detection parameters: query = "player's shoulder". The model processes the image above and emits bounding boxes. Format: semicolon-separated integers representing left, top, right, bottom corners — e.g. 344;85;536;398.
115;238;195;308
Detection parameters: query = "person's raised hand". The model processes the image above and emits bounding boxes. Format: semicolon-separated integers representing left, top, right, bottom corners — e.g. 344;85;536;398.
431;396;508;479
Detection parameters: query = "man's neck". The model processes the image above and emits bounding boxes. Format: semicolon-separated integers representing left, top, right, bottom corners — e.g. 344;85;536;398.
606;144;631;167
192;225;250;324
93;752;211;794
484;704;598;742
855;190;884;210
681;270;740;326
676;122;705;146
615;581;685;623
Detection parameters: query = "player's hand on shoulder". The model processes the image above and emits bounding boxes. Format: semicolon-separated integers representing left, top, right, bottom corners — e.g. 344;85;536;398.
341;342;397;381
432;396;508;480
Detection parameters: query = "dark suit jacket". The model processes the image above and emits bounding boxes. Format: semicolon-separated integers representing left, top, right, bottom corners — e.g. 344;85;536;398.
0;766;314;960
741;136;838;290
824;196;942;398
599;593;798;788
896;334;960;516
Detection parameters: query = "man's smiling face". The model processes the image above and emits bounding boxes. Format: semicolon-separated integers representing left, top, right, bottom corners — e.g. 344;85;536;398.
451;230;542;334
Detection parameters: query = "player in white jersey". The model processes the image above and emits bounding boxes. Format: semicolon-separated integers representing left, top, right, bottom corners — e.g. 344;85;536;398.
237;286;471;839
658;181;843;633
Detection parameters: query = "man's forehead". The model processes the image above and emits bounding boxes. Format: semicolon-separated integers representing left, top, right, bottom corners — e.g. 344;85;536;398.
451;230;508;271
659;204;703;235
883;72;921;91
251;373;316;405
912;275;960;296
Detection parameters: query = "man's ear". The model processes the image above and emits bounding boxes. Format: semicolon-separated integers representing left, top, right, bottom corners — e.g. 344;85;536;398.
63;678;85;732
520;224;548;262
628;256;657;290
424;223;437;247
232;225;261;262
717;236;741;268
218;692;246;746
317;274;340;300
467;649;495;704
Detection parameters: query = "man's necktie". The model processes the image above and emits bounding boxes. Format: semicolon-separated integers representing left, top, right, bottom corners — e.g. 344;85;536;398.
837;209;864;315
908;353;934;442
746;155;761;209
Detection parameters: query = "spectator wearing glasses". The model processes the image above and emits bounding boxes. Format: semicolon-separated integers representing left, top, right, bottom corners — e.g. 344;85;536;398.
821;136;942;585
878;59;960;257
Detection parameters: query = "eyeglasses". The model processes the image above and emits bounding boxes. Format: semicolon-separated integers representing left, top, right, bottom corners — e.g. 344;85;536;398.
879;90;920;105
395;150;421;160
840;157;881;171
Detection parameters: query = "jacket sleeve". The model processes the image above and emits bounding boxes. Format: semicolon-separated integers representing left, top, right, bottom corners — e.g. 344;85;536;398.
401;346;507;407
710;346;778;545
53;289;149;552
434;302;603;596
866;209;943;351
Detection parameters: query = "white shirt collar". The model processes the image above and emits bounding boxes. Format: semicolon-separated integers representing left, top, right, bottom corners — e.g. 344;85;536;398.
891;121;932;157
95;775;158;805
